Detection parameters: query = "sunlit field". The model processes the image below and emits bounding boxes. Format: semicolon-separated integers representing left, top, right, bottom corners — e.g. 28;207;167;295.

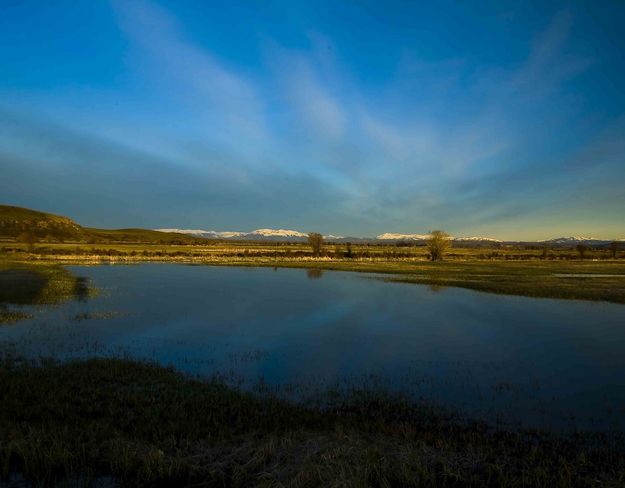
3;239;624;261
3;241;625;304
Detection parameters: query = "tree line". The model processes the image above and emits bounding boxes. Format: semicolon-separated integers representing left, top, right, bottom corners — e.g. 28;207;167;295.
308;230;453;261
308;231;622;261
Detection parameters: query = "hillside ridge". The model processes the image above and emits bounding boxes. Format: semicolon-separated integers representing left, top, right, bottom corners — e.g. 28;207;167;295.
0;205;200;244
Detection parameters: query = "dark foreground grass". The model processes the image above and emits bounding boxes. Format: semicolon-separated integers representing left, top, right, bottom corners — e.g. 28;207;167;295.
1;357;623;487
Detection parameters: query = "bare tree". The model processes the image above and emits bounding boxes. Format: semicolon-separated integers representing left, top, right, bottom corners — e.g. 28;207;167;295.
308;232;324;257
427;230;451;261
576;243;588;259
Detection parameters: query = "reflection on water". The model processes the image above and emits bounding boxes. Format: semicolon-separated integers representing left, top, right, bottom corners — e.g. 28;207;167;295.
0;269;48;305
306;268;324;279
73;277;91;302
1;263;625;432
0;265;93;324
428;283;446;293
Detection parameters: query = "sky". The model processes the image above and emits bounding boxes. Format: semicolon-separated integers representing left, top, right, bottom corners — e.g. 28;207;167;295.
0;0;624;240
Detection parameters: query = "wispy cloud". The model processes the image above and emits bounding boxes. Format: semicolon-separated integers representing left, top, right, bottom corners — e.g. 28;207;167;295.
283;56;346;140
111;0;269;150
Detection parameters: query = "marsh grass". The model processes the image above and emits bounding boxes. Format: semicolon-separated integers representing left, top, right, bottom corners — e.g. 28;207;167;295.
0;356;623;487
0;250;625;303
70;311;130;322
381;261;625;303
0;308;32;325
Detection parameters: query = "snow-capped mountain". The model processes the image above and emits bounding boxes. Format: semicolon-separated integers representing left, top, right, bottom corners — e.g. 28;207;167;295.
376;233;431;240
538;236;606;245
453;236;503;242
248;228;307;238
376;233;501;242
156;228;621;245
521;236;625;247
156;229;244;239
156;228;312;241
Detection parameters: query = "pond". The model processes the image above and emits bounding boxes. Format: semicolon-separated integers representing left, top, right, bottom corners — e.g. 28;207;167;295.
1;263;625;432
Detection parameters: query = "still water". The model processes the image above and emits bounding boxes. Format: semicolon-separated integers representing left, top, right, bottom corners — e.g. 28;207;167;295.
2;264;625;431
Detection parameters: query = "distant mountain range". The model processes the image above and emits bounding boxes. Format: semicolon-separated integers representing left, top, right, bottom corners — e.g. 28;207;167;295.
156;228;311;240
375;233;503;243
154;227;624;246
157;227;506;243
1;204;622;246
536;236;625;245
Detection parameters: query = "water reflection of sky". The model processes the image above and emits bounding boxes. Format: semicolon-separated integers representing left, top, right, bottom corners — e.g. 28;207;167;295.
1;264;625;432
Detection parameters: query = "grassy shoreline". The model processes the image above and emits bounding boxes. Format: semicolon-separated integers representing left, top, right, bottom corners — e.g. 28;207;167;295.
1;356;623;487
2;250;625;304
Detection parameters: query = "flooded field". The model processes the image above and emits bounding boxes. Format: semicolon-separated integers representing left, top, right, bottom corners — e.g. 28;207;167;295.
2;263;625;431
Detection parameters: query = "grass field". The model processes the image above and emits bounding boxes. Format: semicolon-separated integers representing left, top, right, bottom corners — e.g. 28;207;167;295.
1;356;623;487
2;239;623;261
2;241;625;304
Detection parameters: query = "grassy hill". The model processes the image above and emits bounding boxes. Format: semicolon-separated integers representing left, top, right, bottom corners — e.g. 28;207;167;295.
84;227;203;244
0;205;88;241
0;205;202;244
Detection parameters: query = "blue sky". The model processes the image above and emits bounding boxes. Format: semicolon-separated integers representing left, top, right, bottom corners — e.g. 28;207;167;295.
1;0;624;239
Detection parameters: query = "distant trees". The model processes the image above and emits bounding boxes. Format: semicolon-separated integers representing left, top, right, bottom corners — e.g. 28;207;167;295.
427;230;451;261
345;242;353;259
17;231;37;252
610;241;620;259
307;232;324;257
576;243;588;259
333;245;343;259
